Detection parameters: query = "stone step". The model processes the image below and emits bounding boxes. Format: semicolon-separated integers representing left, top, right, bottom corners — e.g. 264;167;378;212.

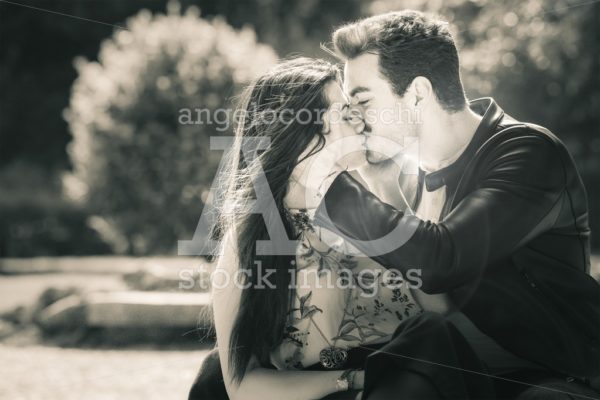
86;291;211;328
38;291;212;329
0;256;209;276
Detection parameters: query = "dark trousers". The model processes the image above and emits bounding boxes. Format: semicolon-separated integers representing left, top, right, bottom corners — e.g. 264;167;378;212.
188;312;599;400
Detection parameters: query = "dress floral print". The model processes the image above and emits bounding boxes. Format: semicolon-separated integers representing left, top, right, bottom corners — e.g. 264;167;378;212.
269;208;423;370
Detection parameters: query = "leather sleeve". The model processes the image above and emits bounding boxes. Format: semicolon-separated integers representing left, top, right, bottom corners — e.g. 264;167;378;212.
313;132;567;293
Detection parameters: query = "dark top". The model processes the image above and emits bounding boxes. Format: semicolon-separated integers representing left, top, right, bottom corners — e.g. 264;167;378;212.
313;97;600;379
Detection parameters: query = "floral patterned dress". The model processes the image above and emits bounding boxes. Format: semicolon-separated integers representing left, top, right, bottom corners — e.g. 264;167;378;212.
269;207;423;370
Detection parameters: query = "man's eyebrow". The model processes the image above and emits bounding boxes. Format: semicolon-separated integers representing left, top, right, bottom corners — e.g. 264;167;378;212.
349;86;370;97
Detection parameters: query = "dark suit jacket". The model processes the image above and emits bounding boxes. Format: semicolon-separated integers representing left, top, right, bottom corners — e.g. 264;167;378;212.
313;98;600;379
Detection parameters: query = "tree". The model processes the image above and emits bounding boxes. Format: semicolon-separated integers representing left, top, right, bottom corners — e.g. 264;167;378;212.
369;0;600;249
64;2;277;254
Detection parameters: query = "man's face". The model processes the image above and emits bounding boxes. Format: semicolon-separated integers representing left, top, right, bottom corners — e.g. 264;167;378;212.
344;53;418;164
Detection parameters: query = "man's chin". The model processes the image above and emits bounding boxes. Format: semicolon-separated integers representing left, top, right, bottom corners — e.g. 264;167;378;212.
366;150;391;165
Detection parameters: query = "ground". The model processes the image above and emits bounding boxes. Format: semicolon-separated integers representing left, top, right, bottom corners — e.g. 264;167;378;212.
0;261;212;400
0;256;598;399
0;344;209;400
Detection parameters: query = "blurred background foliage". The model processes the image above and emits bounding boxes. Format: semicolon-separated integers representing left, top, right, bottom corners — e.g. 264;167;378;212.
63;3;277;254
0;0;598;256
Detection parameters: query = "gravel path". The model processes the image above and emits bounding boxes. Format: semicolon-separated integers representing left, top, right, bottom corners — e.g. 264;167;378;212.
0;344;208;400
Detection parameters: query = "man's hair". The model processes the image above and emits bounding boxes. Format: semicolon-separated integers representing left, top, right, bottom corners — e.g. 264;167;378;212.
333;10;467;113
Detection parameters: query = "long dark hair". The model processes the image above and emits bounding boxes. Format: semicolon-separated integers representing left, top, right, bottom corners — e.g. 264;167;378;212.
213;57;340;384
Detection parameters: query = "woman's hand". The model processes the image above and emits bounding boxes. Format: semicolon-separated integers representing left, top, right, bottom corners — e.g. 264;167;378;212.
351;370;365;390
351;371;365;400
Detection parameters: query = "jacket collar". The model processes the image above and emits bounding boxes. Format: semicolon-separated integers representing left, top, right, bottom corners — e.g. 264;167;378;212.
423;98;505;192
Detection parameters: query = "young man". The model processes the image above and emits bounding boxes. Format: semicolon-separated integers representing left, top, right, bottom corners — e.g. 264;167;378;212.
313;10;600;400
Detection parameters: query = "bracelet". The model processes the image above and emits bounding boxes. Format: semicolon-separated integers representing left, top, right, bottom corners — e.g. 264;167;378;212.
348;369;357;390
336;369;353;391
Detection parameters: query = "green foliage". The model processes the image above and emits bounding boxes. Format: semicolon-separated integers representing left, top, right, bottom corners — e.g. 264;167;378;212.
194;0;365;56
1;0;598;255
370;0;600;248
0;162;111;257
64;4;277;254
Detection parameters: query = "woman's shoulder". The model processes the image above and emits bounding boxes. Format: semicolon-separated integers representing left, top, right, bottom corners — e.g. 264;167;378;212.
285;207;316;230
285;206;365;260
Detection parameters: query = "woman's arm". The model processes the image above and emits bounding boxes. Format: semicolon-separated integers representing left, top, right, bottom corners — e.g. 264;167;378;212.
212;230;359;400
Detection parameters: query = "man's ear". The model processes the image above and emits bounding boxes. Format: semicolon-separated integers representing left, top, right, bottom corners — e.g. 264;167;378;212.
410;76;433;107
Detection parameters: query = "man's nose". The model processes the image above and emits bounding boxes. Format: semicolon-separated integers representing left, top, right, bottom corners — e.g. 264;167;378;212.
354;120;366;135
361;124;370;136
358;121;372;137
346;106;365;134
347;115;365;135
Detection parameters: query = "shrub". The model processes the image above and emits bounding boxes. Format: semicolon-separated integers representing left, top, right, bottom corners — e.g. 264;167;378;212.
0;162;111;257
64;2;277;254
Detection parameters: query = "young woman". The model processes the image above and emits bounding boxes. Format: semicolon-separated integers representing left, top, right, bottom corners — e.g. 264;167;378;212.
202;58;424;400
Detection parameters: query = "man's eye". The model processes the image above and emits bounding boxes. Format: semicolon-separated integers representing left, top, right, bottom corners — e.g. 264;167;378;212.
350;97;370;106
344;110;363;122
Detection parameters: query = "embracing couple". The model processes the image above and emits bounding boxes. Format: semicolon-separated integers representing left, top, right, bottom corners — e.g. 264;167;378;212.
188;10;600;400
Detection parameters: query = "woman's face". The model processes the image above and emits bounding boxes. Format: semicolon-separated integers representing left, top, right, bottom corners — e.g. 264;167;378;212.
320;81;367;170
288;81;367;194
301;81;366;170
